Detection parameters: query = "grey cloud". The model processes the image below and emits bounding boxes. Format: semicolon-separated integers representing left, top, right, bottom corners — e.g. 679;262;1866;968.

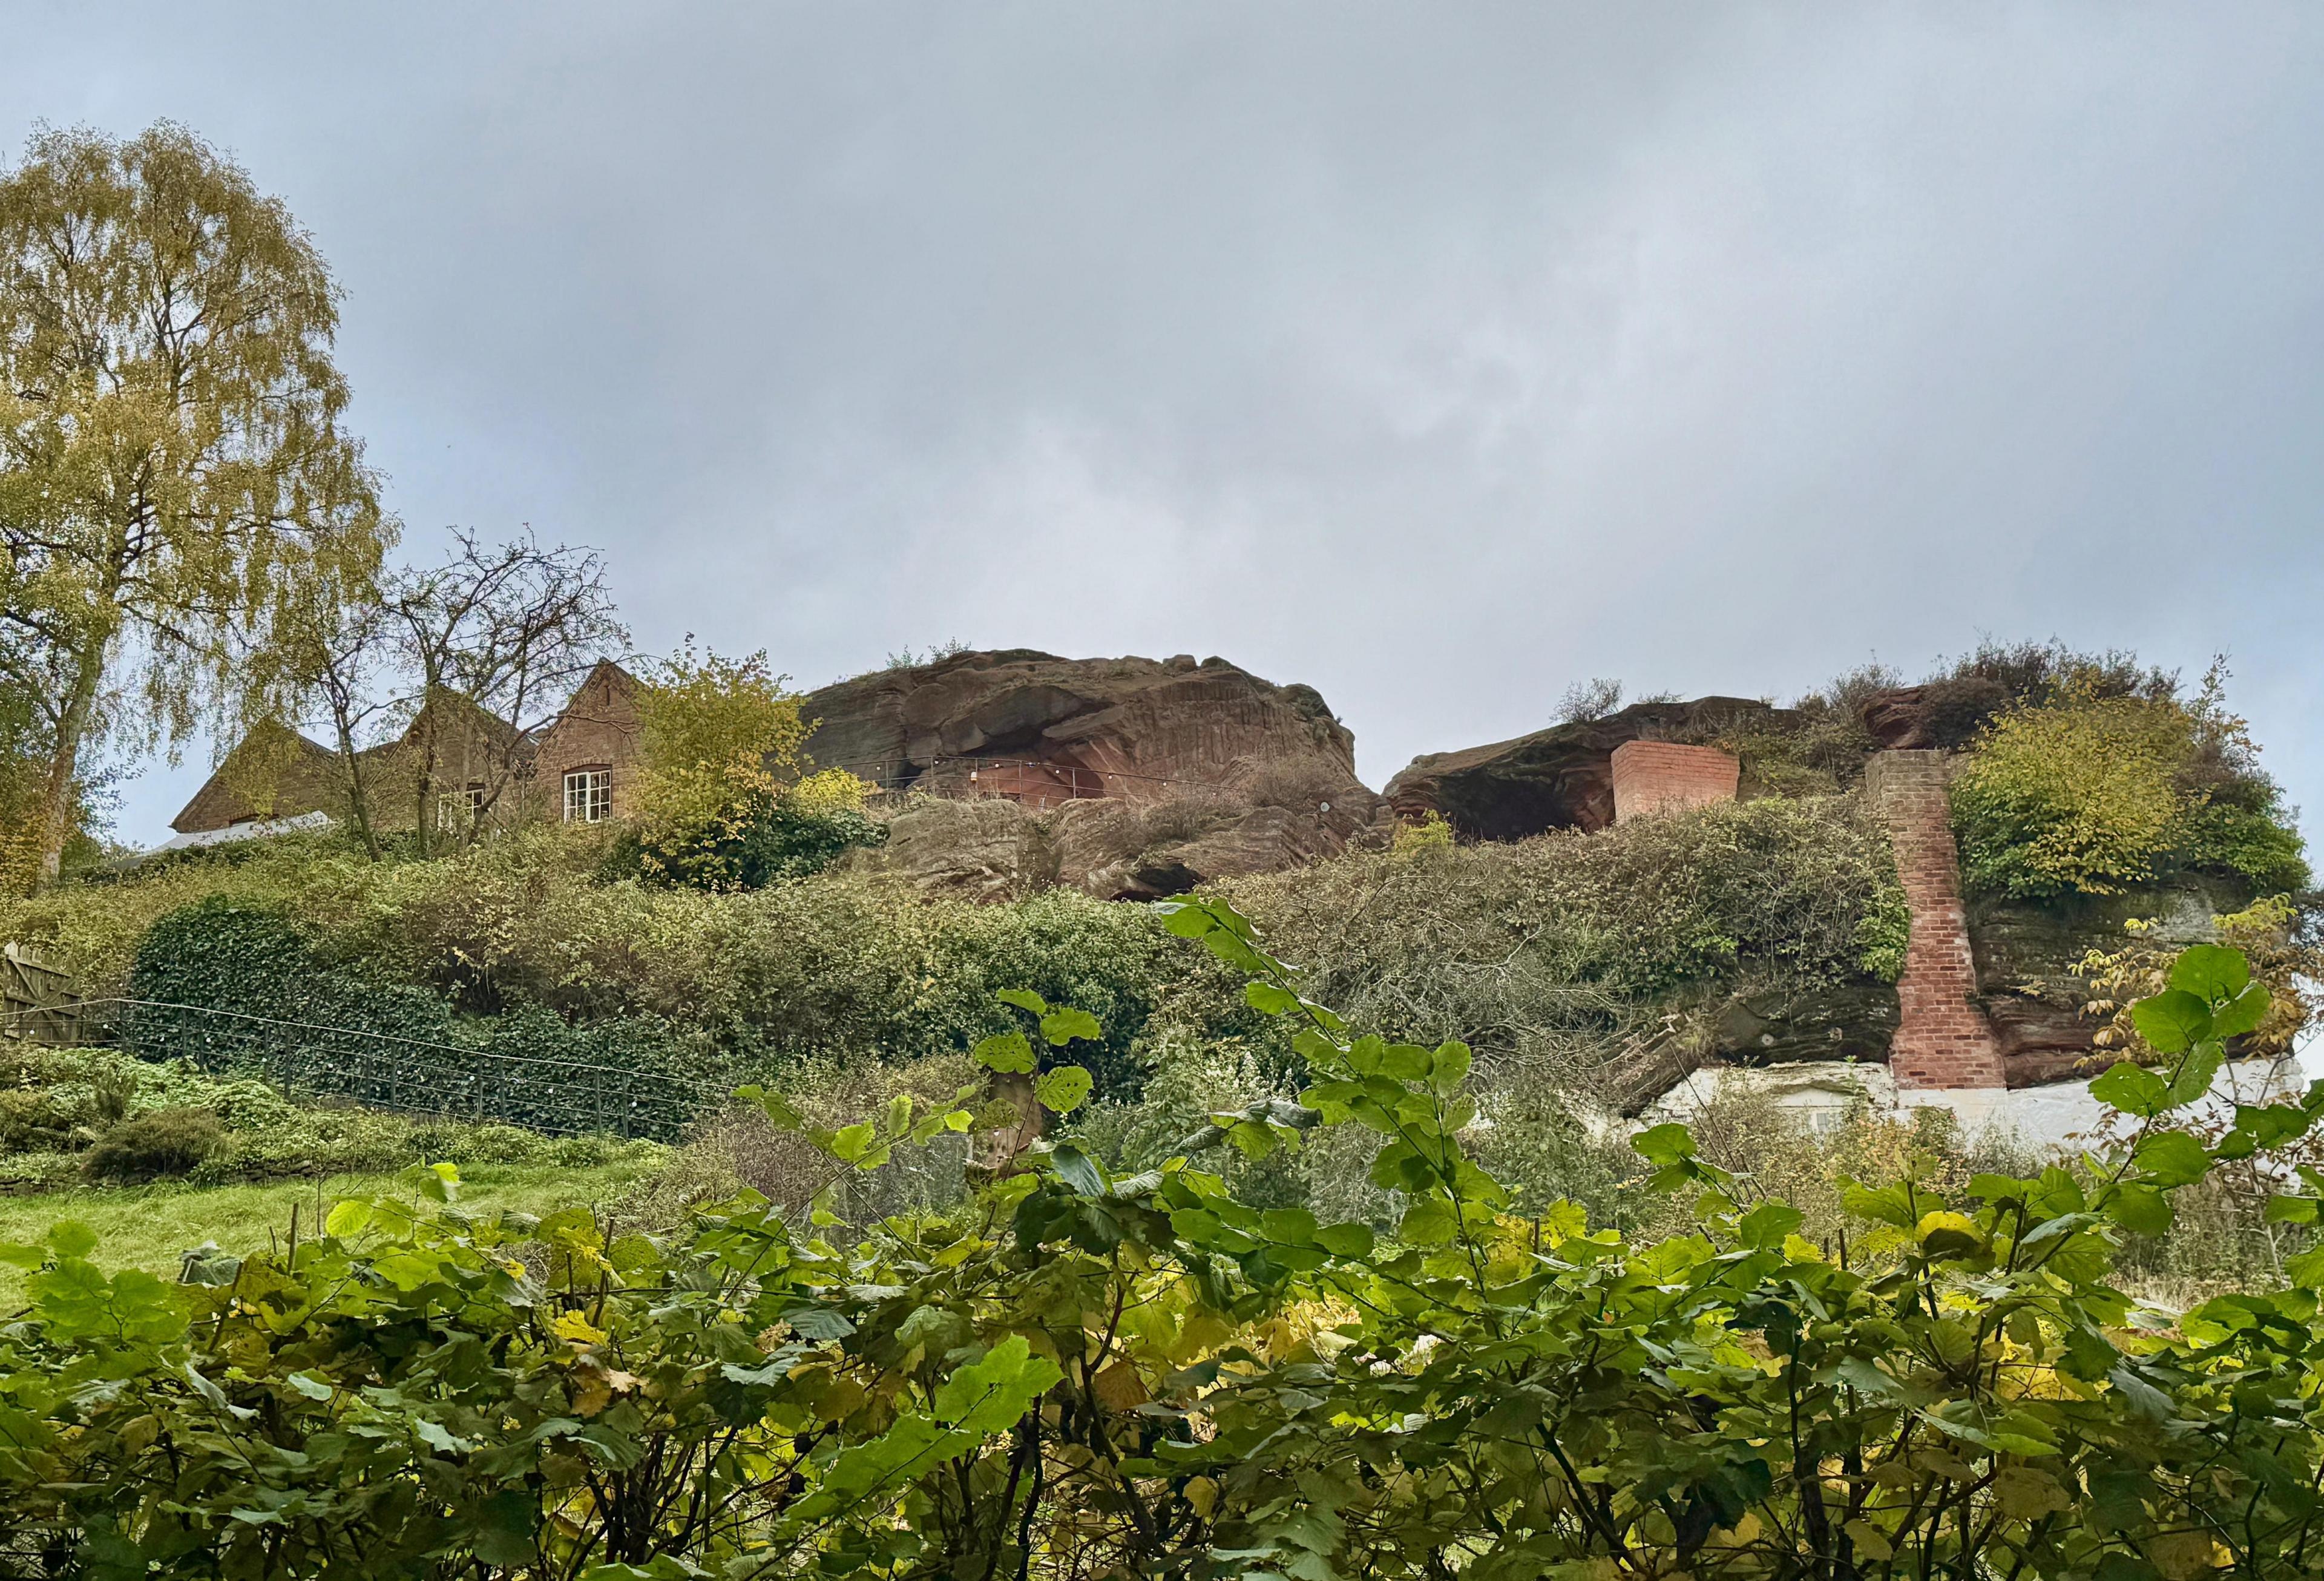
5;3;2322;841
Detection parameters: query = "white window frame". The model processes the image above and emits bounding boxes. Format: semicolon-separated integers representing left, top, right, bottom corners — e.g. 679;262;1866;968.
437;783;486;832
563;767;612;823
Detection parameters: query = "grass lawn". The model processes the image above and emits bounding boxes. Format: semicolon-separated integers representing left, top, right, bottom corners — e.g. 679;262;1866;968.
0;1160;661;1310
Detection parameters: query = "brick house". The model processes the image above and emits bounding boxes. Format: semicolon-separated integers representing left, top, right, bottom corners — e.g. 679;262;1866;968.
525;661;645;827
168;661;646;840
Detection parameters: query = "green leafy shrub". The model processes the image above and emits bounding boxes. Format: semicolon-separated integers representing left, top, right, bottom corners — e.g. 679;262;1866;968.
0;827;392;998
1952;692;2194;896
732;801;888;883
0;1043;662;1186
619;789;890;891
2179;780;2313;892
1178;795;1908;1109
1388;809;1455;856
1953;686;2310;898
80;1106;225;1182
2;922;2322;1575
125;895;706;1137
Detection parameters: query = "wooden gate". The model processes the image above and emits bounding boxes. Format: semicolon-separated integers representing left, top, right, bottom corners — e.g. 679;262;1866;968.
1;944;81;1047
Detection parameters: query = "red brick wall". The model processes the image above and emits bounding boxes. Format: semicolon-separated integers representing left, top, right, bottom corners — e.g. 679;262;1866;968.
1610;741;1740;823
1866;751;2006;1090
530;663;643;821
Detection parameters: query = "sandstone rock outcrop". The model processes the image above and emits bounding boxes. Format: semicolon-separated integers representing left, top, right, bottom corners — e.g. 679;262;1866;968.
1384;697;1793;840
1858;680;2014;751
1966;878;2234;1086
804;650;1385;899
803;650;1368;800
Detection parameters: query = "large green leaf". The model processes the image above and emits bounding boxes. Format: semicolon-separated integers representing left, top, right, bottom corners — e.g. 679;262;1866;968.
933;1335;1064;1435
1632;1123;1698;1167
2208;981;2271;1040
1034;1067;1092;1114
2162;1041;2224;1109
972;1031;1036;1074
2131;1131;2210;1188
2167;943;2248;1002
2089;1061;2170;1118
1040;1007;1103;1047
2130;990;2211;1055
1399;1198;1459;1246
1428;1041;1473;1094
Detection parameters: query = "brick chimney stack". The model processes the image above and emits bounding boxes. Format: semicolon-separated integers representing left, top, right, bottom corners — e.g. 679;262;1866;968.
1865;751;2006;1090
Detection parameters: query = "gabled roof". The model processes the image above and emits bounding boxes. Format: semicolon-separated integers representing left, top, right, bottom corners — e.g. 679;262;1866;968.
168;727;341;833
167;658;643;837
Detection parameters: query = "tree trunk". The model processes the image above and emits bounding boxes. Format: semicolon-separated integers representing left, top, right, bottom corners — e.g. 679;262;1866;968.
332;725;382;861
35;652;103;886
411;720;436;860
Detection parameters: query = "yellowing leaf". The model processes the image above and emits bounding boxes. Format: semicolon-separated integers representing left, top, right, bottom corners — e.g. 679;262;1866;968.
1845;1519;1894;1562
1092;1360;1149;1413
815;1378;867;1423
1993;1466;2070;1520
2150;1530;2227;1581
1915;1210;1986;1258
570;1371;611;1417
552;1311;609;1347
1185;1475;1218;1519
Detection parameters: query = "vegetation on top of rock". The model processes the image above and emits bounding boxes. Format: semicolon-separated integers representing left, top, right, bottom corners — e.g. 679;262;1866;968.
1951;662;2309;899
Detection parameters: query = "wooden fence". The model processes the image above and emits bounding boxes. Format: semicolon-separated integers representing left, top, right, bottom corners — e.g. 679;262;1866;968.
1;944;82;1048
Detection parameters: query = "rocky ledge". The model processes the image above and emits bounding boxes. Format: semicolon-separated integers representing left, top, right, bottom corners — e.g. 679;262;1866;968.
804;650;1385;899
1382;696;1793;838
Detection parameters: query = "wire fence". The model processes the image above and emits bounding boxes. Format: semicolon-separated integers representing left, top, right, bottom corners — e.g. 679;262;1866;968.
1;996;721;1142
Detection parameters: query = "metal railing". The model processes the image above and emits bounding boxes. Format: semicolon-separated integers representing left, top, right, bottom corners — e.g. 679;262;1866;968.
2;996;720;1142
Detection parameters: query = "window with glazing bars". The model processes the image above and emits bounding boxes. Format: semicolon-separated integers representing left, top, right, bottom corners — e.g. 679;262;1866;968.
563;767;612;823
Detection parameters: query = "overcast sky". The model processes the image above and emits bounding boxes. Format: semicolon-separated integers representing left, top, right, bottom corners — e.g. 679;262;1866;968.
9;3;2324;847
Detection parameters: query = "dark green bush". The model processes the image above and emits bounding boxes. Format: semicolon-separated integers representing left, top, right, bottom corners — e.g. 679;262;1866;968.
1952;689;2311;899
623;789;890;891
81;1105;225;1182
732;803;888;884
126;897;706;1137
2181;783;2313;893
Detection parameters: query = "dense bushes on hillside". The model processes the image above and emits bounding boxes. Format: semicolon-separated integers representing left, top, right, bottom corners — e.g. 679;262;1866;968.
0;1042;655;1190
1952;674;2309;899
4;795;1909;1126
2;922;2320;1576
1196;794;1905;1081
121;895;707;1135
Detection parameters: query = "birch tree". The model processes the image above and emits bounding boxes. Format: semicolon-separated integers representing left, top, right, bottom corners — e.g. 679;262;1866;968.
0;122;390;883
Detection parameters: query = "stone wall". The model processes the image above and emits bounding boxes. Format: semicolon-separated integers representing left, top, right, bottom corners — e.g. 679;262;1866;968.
1609;740;1741;823
1865;750;2006;1090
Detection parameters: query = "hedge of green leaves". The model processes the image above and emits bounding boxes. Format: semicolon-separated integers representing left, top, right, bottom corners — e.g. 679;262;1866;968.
123;898;709;1139
2;913;2320;1576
